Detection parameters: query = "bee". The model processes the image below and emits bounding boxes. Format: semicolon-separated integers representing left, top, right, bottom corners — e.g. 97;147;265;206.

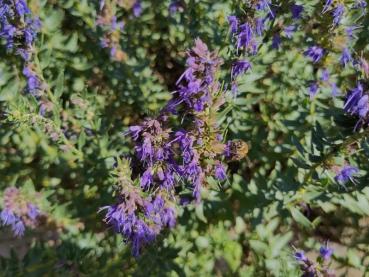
226;140;249;161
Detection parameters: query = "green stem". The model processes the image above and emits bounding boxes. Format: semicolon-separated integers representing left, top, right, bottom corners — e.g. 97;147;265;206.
304;128;369;182
9;111;84;160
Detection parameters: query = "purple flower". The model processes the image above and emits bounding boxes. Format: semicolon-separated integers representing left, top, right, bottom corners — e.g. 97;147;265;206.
0;209;17;226
346;26;359;39
102;39;230;256
215;163;227;181
130;220;155;256
169;1;182;14
335;166;359;184
186;159;201;178
162;171;175;189
129;126;143;140
331;83;340;97
309;82;319;99
193;176;202;202
15;0;30;16
141;137;154;162
99;0;105;10
321;69;330;82
1;188;44;237
319;245;334;260
353;0;367;12
0;23;16;49
102;199;156;257
132;1;142;17
304;46;324;63
22;67;42;94
271;34;281;49
111;16;124;31
284;25;295;39
231;82;238;95
30;17;42;31
231;60;251;78
322;0;333;13
294;251;307;262
237;23;254;50
254;18;265;36
16;49;31;61
12;220;25;237
332;4;345;26
227;15;238;34
344;83;369;121
291;4;304;19
161;207;176;228
27;203;40;220
175;38;222;112
0;1;39;58
255;0;270;10
340;48;352;67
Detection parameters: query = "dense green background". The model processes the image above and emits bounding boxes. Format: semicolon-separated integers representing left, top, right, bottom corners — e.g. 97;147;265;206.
1;0;369;276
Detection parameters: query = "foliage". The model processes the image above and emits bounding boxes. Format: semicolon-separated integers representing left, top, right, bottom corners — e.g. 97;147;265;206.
1;0;369;276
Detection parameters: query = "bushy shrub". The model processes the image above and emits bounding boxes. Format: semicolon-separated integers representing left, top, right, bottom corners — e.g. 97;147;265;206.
1;0;369;276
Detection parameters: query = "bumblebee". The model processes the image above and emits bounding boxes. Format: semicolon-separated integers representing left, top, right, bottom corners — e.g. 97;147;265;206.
227;140;249;161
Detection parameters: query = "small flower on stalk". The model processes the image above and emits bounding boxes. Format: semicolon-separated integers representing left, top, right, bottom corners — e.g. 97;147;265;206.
294;243;335;276
305;46;324;63
308;82;319;99
320;244;334;261
332;4;345;25
291;4;304;19
23;66;43;95
231;60;251;79
334;165;359;185
227;15;238;34
284;25;295;39
255;18;265;36
0;187;44;237
271;34;281;49
331;83;340;97
340;48;352;67
237;23;255;51
214;163;227;181
344;83;369;128
321;69;330;82
255;0;273;16
169;1;183;14
132;1;142;17
353;0;367;13
294;250;307;262
322;0;333;14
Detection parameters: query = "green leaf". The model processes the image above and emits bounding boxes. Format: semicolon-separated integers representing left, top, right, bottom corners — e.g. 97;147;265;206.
54;70;65;99
289;207;313;229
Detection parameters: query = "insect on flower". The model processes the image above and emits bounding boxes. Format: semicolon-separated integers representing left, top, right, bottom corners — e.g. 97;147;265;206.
225;140;249;161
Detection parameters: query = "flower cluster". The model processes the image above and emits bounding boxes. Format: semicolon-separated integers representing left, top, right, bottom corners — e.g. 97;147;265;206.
227;1;278;94
308;69;339;99
344;83;369;129
101;175;175;257
334;164;359;186
132;1;142;17
96;0;126;61
0;187;43;237
0;0;42;95
102;39;247;256
302;2;367;99
294;243;335;277
174;38;223;112
169;1;183;15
